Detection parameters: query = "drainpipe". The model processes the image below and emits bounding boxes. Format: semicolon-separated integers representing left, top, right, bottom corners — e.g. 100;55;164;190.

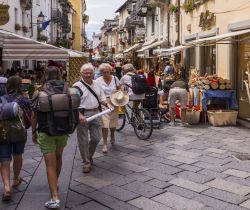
176;0;180;46
30;6;33;38
50;0;53;42
167;8;170;47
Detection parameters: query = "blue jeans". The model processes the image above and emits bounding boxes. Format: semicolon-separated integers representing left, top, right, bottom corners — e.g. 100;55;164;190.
0;141;26;162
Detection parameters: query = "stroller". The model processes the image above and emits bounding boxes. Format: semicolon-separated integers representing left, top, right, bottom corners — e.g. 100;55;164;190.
142;86;161;129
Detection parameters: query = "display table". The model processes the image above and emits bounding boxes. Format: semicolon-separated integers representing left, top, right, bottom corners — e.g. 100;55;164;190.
201;90;238;111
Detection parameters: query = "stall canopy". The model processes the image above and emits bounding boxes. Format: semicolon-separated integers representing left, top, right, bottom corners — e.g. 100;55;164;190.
157;45;192;56
137;38;158;53
124;43;142;53
0;29;69;61
60;47;89;58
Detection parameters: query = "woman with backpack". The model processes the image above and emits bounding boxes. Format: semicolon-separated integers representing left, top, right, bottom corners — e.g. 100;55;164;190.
31;66;75;209
0;76;31;202
96;63;120;153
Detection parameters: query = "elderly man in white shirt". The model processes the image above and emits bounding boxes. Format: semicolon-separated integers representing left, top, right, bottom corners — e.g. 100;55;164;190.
73;63;110;173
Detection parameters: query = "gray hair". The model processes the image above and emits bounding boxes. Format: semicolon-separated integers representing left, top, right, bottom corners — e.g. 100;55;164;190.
80;63;94;74
122;63;135;73
99;63;112;72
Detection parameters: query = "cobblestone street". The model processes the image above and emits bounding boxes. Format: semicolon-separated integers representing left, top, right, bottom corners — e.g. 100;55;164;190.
1;123;250;210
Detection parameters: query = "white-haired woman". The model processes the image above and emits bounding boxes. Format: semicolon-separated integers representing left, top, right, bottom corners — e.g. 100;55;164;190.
96;63;120;153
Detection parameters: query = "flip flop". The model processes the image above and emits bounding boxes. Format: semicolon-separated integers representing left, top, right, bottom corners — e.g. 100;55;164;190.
12;177;23;188
2;192;11;202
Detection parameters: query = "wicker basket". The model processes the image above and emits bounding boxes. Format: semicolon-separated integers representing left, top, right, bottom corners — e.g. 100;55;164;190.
186;110;201;124
207;110;238;126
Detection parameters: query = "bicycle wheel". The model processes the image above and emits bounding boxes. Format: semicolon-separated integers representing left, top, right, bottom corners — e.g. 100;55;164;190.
116;114;126;131
133;108;153;140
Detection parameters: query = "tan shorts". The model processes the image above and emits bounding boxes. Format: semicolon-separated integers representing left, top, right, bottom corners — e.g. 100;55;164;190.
168;88;187;109
101;99;118;128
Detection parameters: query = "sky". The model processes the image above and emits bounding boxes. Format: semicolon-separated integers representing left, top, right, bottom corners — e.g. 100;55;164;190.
85;0;126;40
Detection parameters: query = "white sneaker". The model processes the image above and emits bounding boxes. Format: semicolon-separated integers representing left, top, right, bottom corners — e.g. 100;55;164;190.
45;199;60;209
169;121;175;126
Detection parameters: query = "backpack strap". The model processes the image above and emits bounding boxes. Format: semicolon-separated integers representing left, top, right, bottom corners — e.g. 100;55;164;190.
80;80;102;112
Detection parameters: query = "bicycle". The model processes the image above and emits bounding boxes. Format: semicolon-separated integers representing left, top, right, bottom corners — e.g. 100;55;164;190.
116;102;153;140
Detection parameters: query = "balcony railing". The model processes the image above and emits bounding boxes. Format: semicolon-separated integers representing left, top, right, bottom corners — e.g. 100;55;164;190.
136;0;148;17
147;0;166;8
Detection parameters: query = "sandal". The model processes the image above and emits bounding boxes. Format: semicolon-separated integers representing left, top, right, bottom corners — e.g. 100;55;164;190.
2;192;11;202
13;177;23;188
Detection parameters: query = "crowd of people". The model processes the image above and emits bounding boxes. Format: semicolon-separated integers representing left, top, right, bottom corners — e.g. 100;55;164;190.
0;59;190;209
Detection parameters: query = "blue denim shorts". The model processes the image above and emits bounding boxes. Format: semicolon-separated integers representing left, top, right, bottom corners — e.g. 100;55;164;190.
0;141;26;162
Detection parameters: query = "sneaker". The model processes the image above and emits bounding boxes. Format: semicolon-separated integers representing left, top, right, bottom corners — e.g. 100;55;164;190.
102;145;108;153
169;121;175;126
45;199;60;209
83;165;91;173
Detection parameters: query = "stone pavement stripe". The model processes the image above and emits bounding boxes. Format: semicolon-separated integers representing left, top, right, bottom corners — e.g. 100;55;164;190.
121;181;164;198
74;176;111;189
144;161;182;175
86;190;141;210
99;185;140;201
119;161;150;172
177;171;214;184
169;178;210;192
145;179;172;189
127;172;152;182
166;185;199;199
166;155;198;164
202;188;247;204
142;169;175;182
129;196;173;210
205;148;226;154
167;149;201;158
66;190;91;209
71;201;111;210
223;169;250;178
198;169;229;179
17;132;78;210
205;178;250;196
152;192;205;210
240;199;250;209
193;194;231;209
178;164;203;172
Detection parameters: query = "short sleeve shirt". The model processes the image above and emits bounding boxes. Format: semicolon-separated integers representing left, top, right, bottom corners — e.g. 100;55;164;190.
73;80;106;109
120;73;134;95
96;76;120;97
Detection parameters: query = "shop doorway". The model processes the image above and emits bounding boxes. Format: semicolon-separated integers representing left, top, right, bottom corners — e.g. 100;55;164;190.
236;35;250;121
200;45;216;76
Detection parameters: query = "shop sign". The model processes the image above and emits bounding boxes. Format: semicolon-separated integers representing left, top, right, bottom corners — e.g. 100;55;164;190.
144;49;149;58
0;4;10;26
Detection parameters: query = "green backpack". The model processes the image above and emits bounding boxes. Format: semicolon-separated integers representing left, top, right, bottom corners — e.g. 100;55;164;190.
0;96;27;143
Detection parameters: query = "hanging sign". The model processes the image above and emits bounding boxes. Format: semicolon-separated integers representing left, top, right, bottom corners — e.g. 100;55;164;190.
0;4;10;26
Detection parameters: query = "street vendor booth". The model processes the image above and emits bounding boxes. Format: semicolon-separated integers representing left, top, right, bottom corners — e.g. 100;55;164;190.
0;29;88;85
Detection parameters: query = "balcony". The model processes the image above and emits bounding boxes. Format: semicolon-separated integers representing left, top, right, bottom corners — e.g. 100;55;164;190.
136;0;148;17
130;11;144;27
52;9;61;21
20;0;32;10
147;0;167;8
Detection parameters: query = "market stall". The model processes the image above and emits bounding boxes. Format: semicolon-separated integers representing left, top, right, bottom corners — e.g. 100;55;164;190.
188;69;239;126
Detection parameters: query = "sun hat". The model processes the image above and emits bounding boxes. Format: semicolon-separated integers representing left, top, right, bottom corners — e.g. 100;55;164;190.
110;90;129;107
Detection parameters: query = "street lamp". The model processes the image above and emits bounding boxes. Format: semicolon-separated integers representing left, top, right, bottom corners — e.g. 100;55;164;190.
37;11;45;23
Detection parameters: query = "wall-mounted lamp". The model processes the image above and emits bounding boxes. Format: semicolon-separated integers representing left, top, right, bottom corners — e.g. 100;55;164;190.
37;11;45;23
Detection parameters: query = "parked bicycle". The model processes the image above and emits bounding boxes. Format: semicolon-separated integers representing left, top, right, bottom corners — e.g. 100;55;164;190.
116;102;153;140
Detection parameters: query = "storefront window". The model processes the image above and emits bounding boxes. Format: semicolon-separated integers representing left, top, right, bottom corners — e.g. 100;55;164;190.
201;45;216;75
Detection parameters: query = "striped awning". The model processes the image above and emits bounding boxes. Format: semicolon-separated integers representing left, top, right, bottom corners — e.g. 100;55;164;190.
0;30;69;61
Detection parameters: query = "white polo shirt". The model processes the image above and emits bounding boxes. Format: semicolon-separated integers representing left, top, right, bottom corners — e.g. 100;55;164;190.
73;79;106;109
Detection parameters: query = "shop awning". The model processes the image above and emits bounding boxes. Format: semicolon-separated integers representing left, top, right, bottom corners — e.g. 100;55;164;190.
123;43;142;53
0;29;69;61
137;39;167;53
115;53;124;59
137;38;158;53
189;28;250;46
158;45;192;56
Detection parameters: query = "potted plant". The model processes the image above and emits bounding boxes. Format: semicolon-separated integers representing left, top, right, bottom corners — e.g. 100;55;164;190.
169;4;179;14
22;26;29;33
182;2;194;13
37;34;48;42
15;23;21;31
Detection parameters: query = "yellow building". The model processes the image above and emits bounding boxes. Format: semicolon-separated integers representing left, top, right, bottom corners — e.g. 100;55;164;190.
70;0;87;51
179;0;250;121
